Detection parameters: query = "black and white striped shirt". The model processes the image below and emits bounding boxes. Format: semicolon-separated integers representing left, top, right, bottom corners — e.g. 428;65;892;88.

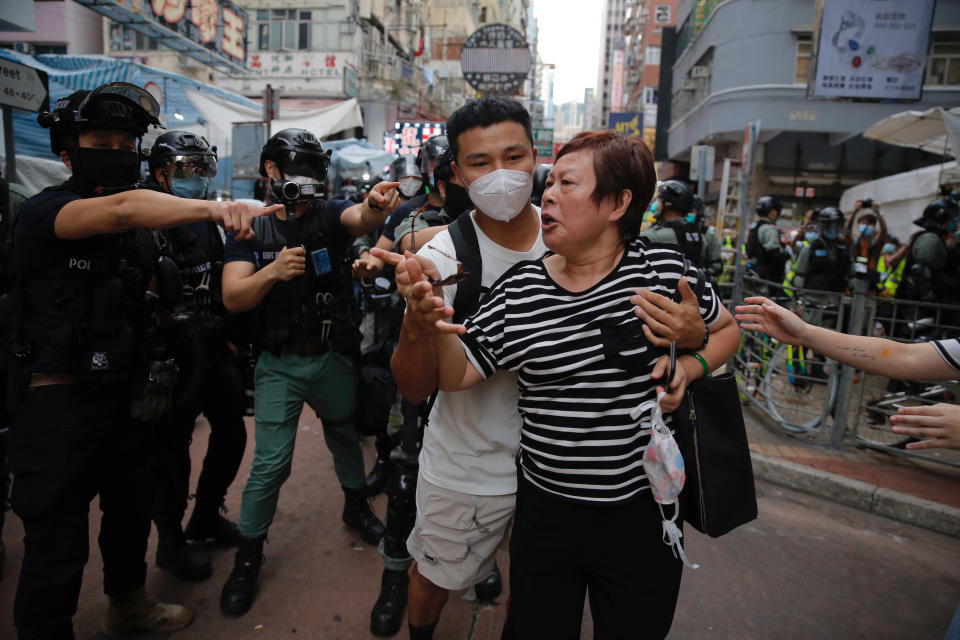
934;338;960;374
460;238;722;504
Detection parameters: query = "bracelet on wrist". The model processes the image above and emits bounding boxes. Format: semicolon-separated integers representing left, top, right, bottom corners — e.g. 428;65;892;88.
690;352;710;379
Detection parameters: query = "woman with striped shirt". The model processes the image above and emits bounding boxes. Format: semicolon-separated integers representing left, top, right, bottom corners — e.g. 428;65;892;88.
401;131;740;638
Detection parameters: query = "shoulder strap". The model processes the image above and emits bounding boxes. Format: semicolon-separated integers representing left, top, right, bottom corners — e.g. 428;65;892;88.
448;214;483;325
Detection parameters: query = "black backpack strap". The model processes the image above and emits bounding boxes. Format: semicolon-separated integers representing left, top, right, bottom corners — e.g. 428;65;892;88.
448;214;483;325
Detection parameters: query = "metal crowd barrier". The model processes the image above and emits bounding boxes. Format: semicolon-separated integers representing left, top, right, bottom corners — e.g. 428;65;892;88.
730;274;960;470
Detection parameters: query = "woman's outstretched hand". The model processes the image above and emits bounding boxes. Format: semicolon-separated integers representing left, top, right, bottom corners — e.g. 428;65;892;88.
735;296;808;346
890;403;960;451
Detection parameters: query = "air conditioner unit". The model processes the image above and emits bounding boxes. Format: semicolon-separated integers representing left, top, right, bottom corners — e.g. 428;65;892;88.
681;78;699;90
690;65;709;78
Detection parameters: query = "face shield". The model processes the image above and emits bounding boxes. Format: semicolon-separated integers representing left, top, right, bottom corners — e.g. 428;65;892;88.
278;150;329;182
162;154;219;179
74;82;162;129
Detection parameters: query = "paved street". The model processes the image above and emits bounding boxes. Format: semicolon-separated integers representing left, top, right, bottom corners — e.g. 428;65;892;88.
1;411;958;639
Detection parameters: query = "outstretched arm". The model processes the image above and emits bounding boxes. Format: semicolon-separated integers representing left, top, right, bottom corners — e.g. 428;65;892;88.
55;190;283;240
735;296;957;380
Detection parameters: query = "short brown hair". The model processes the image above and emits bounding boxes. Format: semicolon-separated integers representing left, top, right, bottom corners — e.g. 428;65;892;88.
555;131;656;239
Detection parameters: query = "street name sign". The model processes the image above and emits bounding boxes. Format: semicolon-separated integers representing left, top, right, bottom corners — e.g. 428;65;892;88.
0;58;49;112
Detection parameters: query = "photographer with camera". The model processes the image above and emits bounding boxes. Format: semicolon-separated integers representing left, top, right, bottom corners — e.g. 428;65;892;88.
219;128;400;617
145;131;248;583
844;198;888;294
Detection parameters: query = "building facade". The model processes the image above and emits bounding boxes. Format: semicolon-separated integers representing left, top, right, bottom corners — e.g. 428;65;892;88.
667;0;960;214
593;0;627;129
622;0;677;149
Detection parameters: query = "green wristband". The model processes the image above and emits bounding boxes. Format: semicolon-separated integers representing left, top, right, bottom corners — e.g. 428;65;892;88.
691;352;710;378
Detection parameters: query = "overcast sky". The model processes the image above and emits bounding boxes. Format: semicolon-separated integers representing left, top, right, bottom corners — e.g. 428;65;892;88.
532;0;602;105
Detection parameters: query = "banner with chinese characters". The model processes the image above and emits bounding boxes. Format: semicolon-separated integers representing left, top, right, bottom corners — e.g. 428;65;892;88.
144;0;246;61
246;52;350;79
386;122;446;156
809;0;935;102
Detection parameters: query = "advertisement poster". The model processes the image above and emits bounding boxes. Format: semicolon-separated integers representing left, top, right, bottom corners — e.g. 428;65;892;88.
607;112;643;137
809;0;935;102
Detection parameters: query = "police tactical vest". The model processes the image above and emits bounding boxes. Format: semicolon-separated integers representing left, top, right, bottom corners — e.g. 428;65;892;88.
662;219;704;268
19;189;155;373
250;203;359;355
164;222;225;318
805;238;849;292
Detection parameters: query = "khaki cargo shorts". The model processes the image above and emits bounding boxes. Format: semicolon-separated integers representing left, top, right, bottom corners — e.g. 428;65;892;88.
406;477;516;591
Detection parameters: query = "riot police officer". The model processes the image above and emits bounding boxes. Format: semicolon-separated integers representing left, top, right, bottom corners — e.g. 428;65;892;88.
10;82;279;639
639;179;704;266
746;195;789;290
146;131;248;581
897;198;960;303
219;128;401;616
792;207;853;293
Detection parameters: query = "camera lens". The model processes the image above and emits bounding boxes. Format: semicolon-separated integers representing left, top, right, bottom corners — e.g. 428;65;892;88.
281;181;301;201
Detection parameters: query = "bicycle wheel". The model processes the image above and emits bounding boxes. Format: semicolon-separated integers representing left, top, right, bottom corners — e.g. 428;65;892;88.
854;375;949;448
763;342;838;433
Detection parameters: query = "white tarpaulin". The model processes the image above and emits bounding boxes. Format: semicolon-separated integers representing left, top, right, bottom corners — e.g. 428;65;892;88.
0;155;71;195
840;161;960;242
183;88;363;150
863;107;960;157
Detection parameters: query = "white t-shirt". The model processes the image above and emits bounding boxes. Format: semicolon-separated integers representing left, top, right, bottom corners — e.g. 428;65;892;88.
416;209;547;496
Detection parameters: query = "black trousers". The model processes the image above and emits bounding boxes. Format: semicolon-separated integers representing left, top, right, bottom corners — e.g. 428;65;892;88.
502;478;684;640
153;357;246;536
8;380;154;640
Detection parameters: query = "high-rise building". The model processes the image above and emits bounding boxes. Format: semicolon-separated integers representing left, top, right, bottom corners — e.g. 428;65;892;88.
594;0;627;128
621;0;677;149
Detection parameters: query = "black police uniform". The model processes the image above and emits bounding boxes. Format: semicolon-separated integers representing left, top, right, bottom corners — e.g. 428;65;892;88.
9;178;159;638
152;221;247;545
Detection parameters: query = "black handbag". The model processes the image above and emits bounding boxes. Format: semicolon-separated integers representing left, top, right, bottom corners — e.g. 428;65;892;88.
670;263;758;537
673;370;758;537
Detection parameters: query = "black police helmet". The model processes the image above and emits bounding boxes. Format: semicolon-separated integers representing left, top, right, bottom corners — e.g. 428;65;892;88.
258;128;331;181
657;180;694;214
914;198;959;229
692;194;705;216
37;82;162;156
148;130;218;173
391;155;420;181
755;195;782;217
816;206;844;226
531;163;552;207
418;135;449;179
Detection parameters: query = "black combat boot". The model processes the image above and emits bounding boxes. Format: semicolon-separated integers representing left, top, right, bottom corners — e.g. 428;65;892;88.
155;530;212;582
364;458;393;498
220;534;265;616
473;564;503;603
342;486;386;545
370;568;409;636
185;498;241;546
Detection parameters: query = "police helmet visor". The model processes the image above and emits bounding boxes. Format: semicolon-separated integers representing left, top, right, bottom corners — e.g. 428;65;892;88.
163;154;219;179
277;151;329;181
75;83;161;127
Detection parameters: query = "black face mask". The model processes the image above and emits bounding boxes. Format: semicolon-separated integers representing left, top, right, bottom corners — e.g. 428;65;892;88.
72;147;142;194
442;183;473;219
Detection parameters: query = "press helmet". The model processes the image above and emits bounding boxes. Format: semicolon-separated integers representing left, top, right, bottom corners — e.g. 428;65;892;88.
657;180;694;215
37;82;162;157
755;195;783;217
915;198;959;230
258;128;330;181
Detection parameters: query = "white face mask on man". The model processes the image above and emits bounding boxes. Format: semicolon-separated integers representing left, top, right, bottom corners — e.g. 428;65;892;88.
464;168;534;222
